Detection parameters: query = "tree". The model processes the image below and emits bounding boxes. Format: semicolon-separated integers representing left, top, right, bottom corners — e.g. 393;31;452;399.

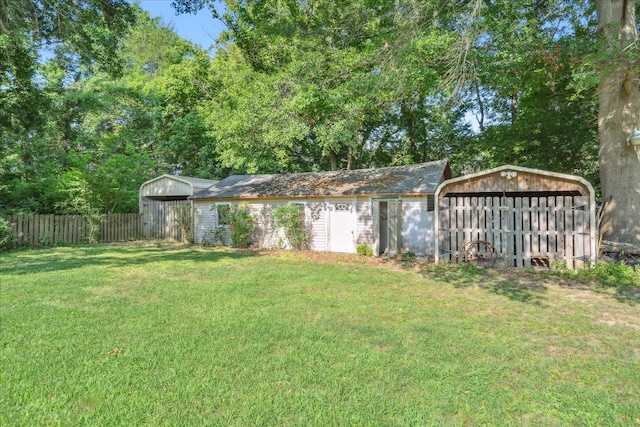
0;0;136;214
1;0;135;77
175;0;467;172
596;0;640;247
1;5;221;215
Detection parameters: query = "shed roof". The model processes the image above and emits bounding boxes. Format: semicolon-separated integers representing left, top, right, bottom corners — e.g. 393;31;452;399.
140;174;219;199
435;164;594;198
141;174;218;189
190;160;450;200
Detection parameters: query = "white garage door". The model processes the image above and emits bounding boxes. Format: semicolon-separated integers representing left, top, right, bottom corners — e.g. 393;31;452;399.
328;201;356;253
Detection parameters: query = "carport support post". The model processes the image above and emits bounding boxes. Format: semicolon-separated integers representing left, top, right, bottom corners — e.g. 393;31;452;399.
434;187;442;265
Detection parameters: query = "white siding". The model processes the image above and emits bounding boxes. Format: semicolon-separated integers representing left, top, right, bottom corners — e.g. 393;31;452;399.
307;200;327;251
193;201;215;244
246;200;287;249
356;198;374;246
193;198;327;250
193;195;436;255
400;197;435;257
424;211;435;255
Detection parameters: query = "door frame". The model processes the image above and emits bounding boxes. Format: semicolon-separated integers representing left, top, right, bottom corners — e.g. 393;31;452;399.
326;198;357;253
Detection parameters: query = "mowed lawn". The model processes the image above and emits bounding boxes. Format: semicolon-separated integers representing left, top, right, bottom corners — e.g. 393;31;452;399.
1;245;639;426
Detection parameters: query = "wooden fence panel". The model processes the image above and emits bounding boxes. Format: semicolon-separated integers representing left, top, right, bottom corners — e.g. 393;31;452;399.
141;199;187;241
2;213;142;246
439;192;592;270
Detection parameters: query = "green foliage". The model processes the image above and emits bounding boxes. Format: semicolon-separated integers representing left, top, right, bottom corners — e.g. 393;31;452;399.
356;243;373;257
585;261;640;287
203;226;226;247
551;260;639;287
4;0;631;219
1;0;135;77
57;170;104;244
0;218;18;252
400;251;417;263
1;6;221;216
272;204;312;250
222;203;255;249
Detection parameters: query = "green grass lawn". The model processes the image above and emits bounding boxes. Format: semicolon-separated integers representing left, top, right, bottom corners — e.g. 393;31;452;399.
1;244;639;426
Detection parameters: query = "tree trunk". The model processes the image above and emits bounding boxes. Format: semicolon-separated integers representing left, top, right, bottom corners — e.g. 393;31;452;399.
329;149;338;171
596;0;640;247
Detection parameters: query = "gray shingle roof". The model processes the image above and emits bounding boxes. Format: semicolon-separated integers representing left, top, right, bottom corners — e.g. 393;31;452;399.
190;160;450;200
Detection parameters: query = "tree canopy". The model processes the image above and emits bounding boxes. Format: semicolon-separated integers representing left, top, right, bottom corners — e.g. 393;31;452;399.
2;0;638;245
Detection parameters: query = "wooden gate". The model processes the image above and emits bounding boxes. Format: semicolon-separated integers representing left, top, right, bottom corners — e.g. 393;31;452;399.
438;193;592;269
142;199;189;241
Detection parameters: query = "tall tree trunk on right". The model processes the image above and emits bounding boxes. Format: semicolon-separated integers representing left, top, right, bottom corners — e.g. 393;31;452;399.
596;0;640;247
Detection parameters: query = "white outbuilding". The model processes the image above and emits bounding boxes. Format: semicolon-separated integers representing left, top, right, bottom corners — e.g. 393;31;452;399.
189;160;451;257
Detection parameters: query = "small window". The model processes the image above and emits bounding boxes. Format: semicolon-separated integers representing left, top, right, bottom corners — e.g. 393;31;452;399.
217;204;230;225
335;203;351;212
426;195;435;212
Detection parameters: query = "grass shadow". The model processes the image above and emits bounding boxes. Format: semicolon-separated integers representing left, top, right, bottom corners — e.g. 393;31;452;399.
421;264;548;305
481;276;547;306
421;263;491;289
0;243;257;276
553;277;640;306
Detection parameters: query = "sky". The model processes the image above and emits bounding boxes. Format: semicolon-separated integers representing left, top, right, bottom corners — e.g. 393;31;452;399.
136;1;225;50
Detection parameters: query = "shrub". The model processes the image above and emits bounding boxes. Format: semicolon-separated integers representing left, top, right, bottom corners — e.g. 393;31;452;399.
356;243;373;256
0;218;18;252
224;203;255;249
550;259;639;287
272;204;312;250
583;261;639;287
401;251;417;263
203;227;225;247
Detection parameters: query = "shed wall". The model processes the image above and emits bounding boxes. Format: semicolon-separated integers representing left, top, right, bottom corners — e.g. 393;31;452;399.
307;201;327;251
194;195;437;256
193;200;216;245
356;199;373;247
401;198;433;256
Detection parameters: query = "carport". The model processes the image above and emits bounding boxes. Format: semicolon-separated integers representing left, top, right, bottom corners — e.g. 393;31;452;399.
139;175;217;240
434;165;596;269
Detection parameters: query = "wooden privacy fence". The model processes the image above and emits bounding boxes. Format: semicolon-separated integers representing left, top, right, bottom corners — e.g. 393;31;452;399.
439;194;592;269
141;199;189;241
3;213;142;246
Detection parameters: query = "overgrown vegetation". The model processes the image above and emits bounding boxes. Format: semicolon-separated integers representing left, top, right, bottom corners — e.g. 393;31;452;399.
1;245;638;425
0;218;17;252
4;0;630;220
271;204;312;250
57;171;105;244
551;260;640;288
218;203;255;248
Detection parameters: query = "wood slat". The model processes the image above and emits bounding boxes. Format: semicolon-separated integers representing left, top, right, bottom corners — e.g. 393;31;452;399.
1;213;141;246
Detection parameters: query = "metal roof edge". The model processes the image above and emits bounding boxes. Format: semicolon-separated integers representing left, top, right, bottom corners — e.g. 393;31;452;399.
435;164;595;200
